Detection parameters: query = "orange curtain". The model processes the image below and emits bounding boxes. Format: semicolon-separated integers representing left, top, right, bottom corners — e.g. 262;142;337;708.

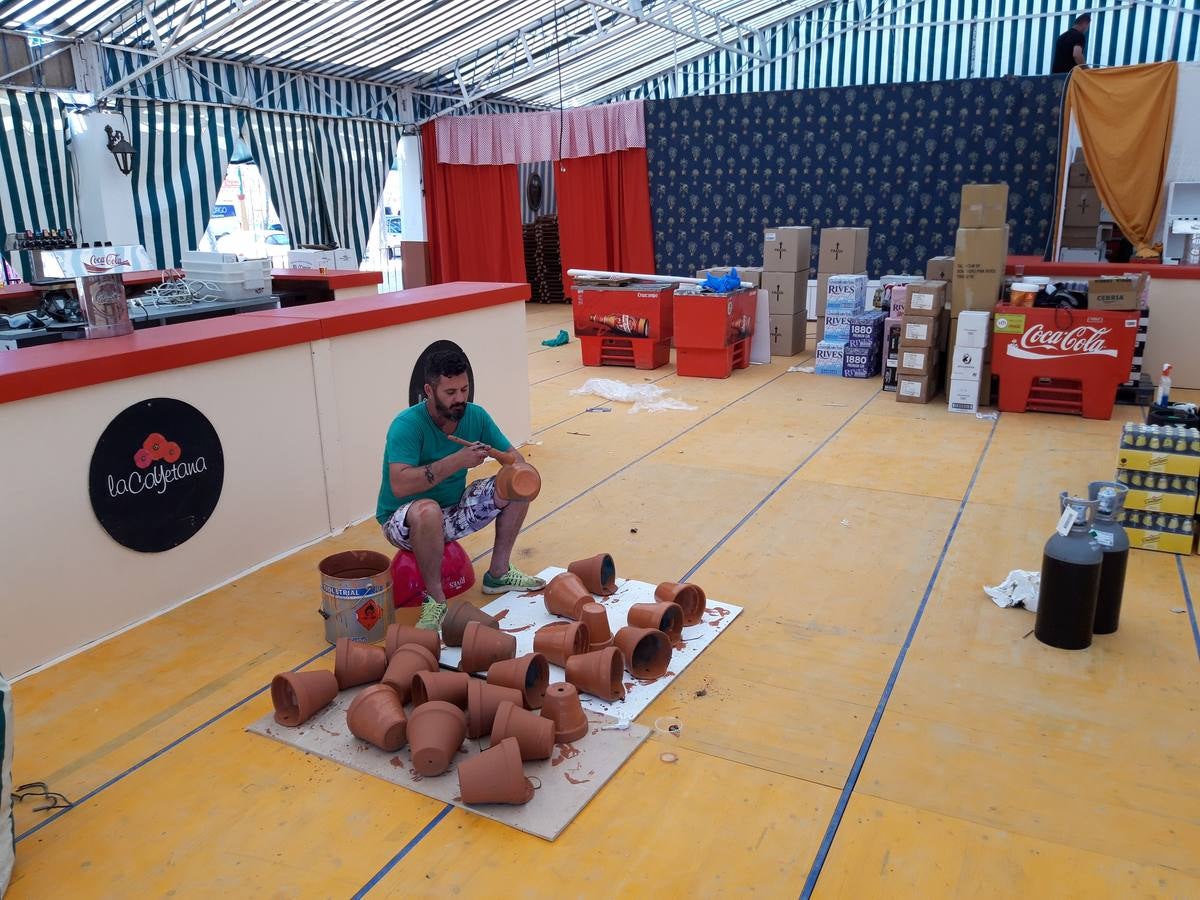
1062;62;1177;256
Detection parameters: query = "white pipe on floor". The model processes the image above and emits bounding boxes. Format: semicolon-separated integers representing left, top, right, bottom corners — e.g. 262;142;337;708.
567;268;756;290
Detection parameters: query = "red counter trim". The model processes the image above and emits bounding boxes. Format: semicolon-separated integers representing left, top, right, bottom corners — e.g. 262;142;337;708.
0;282;529;405
1007;255;1200;280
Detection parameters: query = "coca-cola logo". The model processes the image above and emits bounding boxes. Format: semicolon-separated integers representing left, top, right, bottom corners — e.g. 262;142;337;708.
83;252;132;273
1004;323;1117;360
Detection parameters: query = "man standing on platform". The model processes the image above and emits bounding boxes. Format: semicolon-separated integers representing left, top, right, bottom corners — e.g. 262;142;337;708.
1052;13;1091;73
377;348;547;629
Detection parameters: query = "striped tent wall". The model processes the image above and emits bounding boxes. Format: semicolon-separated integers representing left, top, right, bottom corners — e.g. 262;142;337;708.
517;160;557;225
312;117;402;263
0;89;75;280
126;101;241;269
242;110;330;248
609;0;1200;102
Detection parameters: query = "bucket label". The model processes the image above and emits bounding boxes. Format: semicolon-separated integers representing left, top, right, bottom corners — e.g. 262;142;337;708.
325;584;385;599
356;599;383;631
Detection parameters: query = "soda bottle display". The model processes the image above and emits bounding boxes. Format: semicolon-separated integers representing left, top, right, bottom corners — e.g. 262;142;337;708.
1035;493;1103;650
588;313;650;337
1088;482;1129;635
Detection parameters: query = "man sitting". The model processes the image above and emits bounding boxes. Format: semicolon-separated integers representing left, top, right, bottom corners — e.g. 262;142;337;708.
377;348;546;629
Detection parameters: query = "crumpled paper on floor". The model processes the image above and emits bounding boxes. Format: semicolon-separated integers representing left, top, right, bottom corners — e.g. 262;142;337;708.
570;378;697;414
984;570;1040;612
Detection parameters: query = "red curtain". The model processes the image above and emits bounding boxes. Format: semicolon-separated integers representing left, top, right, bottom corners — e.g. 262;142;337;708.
421;123;524;284
557;148;656;292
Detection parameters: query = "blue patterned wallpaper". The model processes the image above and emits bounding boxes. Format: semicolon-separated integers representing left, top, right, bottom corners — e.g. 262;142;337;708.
646;75;1066;276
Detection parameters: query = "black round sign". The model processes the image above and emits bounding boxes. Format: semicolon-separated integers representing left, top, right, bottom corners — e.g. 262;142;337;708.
408;340;475;408
88;398;225;553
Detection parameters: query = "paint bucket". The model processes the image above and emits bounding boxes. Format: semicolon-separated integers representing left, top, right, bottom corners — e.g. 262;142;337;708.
1009;283;1040;307
318;550;395;645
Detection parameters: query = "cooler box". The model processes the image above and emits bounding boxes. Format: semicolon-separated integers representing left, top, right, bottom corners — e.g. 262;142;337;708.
990;306;1139;420
573;283;675;342
673;288;757;379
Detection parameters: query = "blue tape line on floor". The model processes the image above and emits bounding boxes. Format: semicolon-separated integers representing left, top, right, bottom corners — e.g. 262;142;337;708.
350;804;454;899
799;414;1000;898
15;644;335;843
1177;555;1200;663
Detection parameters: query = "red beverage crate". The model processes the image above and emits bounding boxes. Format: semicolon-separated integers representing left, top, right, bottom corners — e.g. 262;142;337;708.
673;288;757;351
574;283;675;342
579;335;671;370
676;337;752;379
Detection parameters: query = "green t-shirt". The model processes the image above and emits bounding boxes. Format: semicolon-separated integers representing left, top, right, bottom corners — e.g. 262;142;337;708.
376;402;511;524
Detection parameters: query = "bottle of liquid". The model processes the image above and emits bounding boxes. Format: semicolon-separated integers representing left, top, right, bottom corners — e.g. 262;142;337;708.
1155;363;1173;407
1088;482;1129;635
588;313;650;337
1035;493;1103;650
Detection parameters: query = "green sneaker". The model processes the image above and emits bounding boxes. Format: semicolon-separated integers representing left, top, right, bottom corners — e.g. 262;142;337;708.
415;596;448;630
482;566;548;594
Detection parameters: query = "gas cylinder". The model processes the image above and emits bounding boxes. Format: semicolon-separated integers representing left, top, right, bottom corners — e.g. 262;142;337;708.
1088;481;1130;635
1035;493;1103;650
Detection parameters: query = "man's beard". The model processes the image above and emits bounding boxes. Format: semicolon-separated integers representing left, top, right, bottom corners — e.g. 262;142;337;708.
435;398;467;421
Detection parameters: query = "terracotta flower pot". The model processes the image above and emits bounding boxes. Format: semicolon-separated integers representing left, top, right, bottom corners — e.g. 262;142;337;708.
540;682;589;744
543;572;592;620
613;626;672;679
490;700;555;761
580;602;613;650
271;670;338;727
385;623;441;661
441;601;500;647
486;653;550;710
457;736;535;806
626;601;684;643
381;643;439;703
655;582;706;626
564;647;625;702
459;620;517;673
495;462;541;502
532;621;590;667
345;684;408;751
466;679;524;739
411;671;470;709
407;700;467;776
334;637;388;689
567;553;617;596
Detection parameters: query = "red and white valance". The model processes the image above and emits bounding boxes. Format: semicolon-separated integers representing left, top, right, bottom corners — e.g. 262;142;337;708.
434;101;645;165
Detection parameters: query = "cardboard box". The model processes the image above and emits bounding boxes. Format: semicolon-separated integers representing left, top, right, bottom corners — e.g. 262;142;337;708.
848;310;886;343
902;281;946;317
1068;160;1095;189
815;271;868;341
955;311;992;349
1123;524;1195;554
926;256;955;283
763;270;810;315
1122;487;1198;516
815;340;846;375
959;184;1009;228
842;343;881;378
818;227;870;274
943;356;992;404
1088;275;1141;311
1059;247;1103;263
769;313;807;356
900;315;939;348
333;248;358;270
953;227;1009;314
948;376;981;414
1117;449;1200;477
897;372;939;404
1061;226;1101;249
1065;187;1101;227
826;274;869;313
883;359;899;392
288;249;335;269
898;346;937;375
763;227;813;272
950;344;986;380
824;310;854;342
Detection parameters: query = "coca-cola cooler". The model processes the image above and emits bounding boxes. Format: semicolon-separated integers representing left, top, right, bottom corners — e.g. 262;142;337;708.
990;306;1139;420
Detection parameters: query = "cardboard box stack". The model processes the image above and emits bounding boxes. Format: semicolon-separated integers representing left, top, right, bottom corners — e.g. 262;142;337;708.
1061;150;1105;259
762;227;812;357
815;274;868;375
895;280;947;403
946;311;992;414
1115;424;1200;554
815;227;869;342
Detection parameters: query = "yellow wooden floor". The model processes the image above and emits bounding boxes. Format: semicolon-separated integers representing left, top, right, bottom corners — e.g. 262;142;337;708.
8;303;1200;898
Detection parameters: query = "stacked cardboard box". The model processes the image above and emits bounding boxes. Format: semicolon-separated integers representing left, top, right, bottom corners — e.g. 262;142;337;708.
815;227;869;342
895;280;947;404
761;228;812;356
843;311;886;378
1061;150;1104;258
946;311;992;414
815;274;868;375
1115;424;1200;554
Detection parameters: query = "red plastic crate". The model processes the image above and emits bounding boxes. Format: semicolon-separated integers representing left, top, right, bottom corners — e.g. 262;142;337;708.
676;337;752;379
574;283;675;342
673;289;757;350
579;334;671;370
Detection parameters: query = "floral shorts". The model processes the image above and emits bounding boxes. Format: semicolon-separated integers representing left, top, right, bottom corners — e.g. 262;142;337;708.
382;477;501;550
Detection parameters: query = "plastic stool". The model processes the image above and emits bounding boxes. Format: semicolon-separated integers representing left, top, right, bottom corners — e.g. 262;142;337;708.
391;540;475;608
